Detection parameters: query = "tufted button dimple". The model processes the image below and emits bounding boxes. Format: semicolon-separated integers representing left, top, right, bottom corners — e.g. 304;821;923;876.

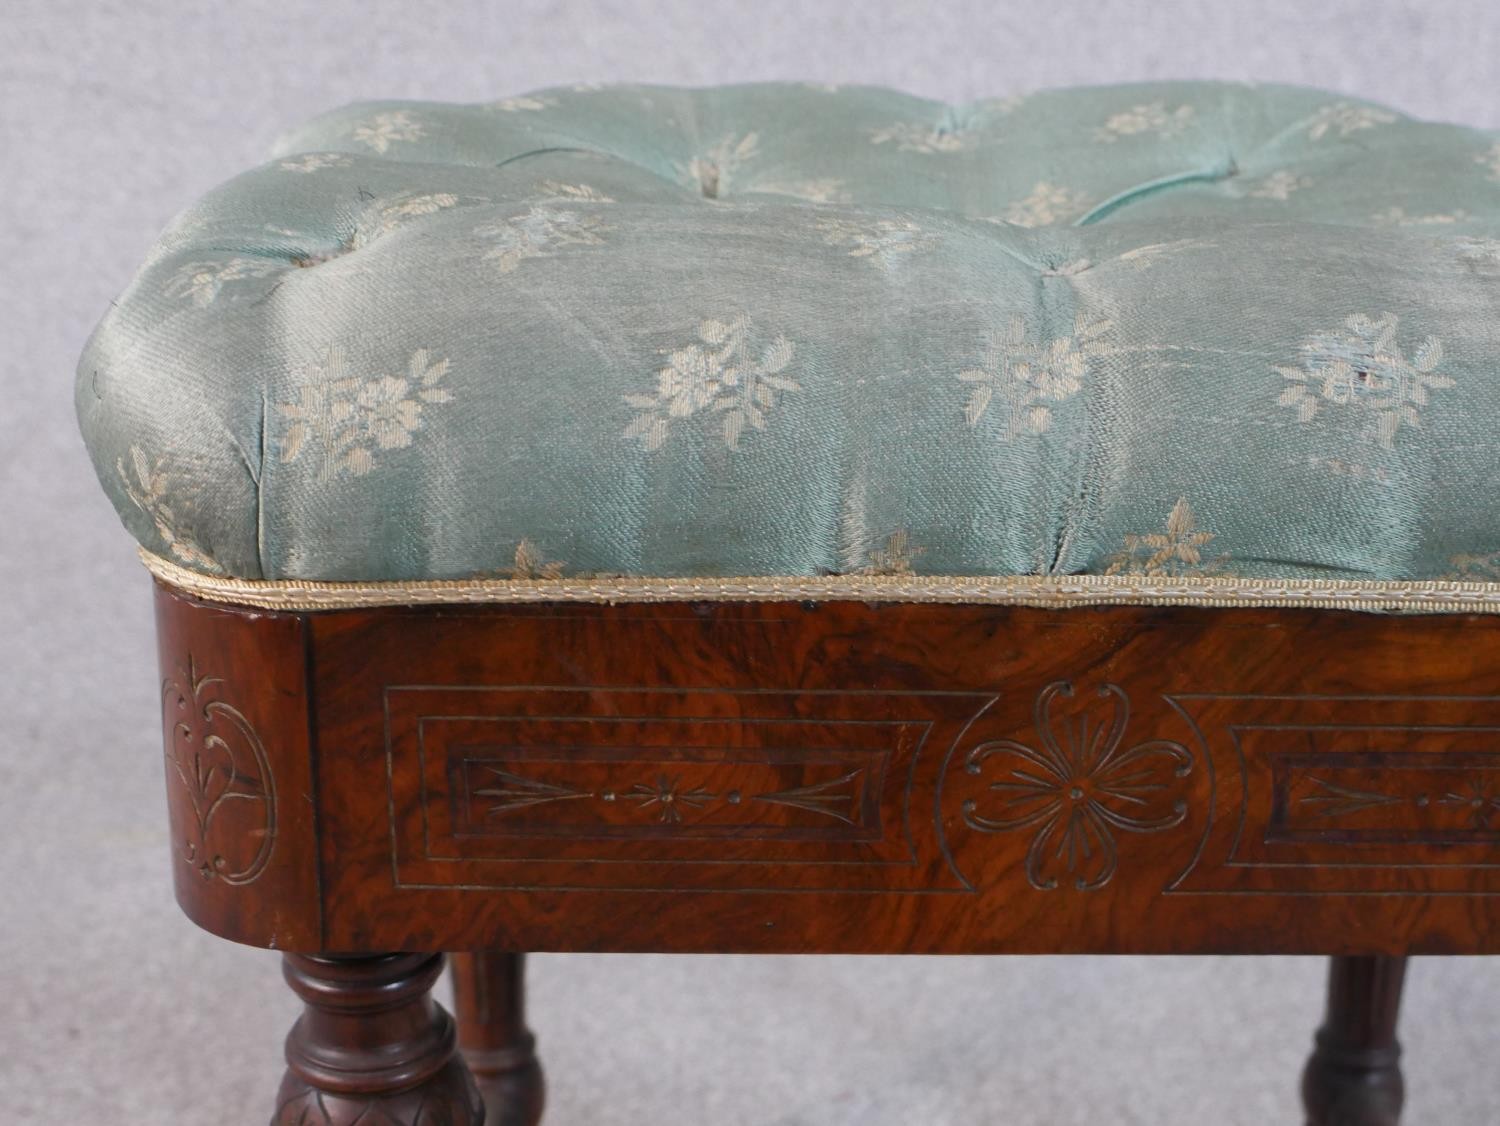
697;163;720;199
292;237;355;268
683;133;760;200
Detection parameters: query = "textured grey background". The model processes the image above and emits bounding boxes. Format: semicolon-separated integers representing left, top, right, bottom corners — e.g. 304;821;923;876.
4;1;1500;1122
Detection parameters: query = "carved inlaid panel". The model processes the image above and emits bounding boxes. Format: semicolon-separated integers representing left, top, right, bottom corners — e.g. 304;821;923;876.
463;753;879;839
1273;753;1500;842
298;601;1500;953
384;686;996;892
1166;694;1500;894
387;683;1500;899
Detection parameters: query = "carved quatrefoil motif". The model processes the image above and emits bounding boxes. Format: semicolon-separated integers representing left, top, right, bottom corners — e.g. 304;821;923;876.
962;681;1193;891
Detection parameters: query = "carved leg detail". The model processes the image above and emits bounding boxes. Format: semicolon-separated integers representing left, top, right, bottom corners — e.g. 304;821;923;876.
273;953;484;1125
451;952;545;1126
1301;955;1408;1126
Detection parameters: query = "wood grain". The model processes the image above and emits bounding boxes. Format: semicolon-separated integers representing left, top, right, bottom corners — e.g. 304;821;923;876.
155;587;321;950
155;583;1500;955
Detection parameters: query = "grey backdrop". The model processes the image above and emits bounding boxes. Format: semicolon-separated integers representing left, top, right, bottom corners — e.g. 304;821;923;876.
4;2;1500;1122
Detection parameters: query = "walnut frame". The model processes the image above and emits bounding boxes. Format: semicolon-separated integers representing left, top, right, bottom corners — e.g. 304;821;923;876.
155;580;1500;957
151;578;1500;1122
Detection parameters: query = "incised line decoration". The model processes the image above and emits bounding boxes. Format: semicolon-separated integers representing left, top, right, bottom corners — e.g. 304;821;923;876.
162;655;277;884
475;766;865;827
962;682;1192;890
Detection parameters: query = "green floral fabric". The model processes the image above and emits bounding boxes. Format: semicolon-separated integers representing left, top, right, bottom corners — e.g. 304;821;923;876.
76;81;1500;584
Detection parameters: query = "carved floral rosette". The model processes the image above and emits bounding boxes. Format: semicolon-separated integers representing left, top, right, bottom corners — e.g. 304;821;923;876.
952;681;1194;891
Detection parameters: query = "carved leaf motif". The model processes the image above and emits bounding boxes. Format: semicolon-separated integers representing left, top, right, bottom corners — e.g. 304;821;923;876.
474;763;868;829
963;682;1191;890
475;767;590;814
623;774;717;823
1300;777;1403;819
1298;773;1500;831
273;1084;479;1125
273;1087;335;1125
756;769;863;825
162;657;276;885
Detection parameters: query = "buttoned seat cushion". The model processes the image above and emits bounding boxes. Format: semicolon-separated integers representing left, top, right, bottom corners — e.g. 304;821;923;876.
76;81;1500;604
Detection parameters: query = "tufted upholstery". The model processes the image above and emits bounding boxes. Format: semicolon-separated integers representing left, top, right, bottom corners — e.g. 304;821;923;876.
75;82;1500;607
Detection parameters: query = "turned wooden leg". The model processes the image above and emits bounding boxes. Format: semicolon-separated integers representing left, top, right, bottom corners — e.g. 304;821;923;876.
272;953;485;1125
451;952;546;1126
1301;955;1408;1126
